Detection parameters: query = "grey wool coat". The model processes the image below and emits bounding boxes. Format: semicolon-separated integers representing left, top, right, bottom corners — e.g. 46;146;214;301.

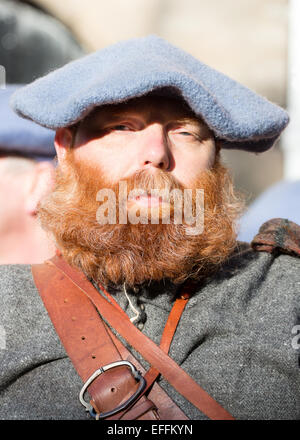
0;237;299;420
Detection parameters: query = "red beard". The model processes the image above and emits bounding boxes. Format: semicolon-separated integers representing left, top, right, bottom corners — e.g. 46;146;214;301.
38;151;243;288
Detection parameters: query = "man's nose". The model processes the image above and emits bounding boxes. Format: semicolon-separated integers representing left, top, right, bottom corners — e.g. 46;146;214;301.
138;123;170;171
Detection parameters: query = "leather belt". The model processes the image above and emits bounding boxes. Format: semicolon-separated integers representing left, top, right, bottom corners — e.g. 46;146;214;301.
32;254;234;420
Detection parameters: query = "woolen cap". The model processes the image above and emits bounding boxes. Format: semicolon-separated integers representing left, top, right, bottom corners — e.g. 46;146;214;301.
1;85;55;160
10;35;289;153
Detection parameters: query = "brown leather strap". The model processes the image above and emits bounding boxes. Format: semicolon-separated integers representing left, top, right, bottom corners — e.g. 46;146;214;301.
32;260;189;420
104;281;192;420
136;286;192;396
96;276;190;355
35;255;234;420
96;282;191;420
32;261;140;416
105;327;188;420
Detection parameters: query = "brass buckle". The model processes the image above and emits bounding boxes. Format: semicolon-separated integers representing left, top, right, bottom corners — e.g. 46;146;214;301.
79;360;146;419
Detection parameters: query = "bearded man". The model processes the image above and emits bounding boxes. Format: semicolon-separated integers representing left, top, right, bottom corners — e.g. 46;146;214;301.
0;36;299;421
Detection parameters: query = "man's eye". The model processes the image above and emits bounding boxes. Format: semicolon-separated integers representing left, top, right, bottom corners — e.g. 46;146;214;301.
174;130;194;137
179;131;192;136
112;125;131;131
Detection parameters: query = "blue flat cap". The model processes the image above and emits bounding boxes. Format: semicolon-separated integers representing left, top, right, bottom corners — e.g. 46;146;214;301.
1;85;55;160
10;35;289;153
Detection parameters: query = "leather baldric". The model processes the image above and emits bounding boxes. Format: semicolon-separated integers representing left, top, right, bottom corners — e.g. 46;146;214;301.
32;255;235;420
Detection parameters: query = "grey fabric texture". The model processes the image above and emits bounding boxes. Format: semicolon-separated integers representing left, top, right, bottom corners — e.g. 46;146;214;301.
0;243;299;420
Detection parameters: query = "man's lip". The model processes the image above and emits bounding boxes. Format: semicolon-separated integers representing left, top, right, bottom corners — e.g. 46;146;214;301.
127;194;164;207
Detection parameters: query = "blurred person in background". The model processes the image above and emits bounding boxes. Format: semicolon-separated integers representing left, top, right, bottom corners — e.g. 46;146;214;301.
238;179;300;242
0;0;86;84
0;85;56;264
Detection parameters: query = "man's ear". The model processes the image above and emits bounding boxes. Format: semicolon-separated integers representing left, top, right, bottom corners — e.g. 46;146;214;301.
25;161;55;216
215;139;222;154
54;127;74;163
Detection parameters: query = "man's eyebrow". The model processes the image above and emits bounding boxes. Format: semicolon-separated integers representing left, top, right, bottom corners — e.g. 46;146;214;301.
170;117;207;128
171;117;214;139
88;112;134;125
87;111;207;130
175;117;201;123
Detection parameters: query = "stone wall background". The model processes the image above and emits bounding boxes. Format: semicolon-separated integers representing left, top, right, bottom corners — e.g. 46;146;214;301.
1;0;290;204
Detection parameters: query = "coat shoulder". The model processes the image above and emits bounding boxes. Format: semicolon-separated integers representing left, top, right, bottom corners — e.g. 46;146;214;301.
0;264;35;295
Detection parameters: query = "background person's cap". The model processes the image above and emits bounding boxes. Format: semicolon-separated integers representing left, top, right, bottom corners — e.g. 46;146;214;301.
10;35;289;153
1;85;55;161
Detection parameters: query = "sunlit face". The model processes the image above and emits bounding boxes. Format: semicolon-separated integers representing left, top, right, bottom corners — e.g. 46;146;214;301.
55;94;216;193
43;96;242;287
